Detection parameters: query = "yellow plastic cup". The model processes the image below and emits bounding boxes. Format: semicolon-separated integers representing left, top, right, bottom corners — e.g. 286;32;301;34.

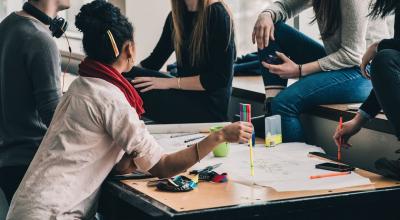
210;126;230;157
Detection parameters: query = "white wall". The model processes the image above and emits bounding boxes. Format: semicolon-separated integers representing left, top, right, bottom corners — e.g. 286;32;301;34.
125;0;172;65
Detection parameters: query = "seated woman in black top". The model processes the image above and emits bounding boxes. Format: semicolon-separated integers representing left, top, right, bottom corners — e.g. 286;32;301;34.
124;0;235;123
334;0;400;178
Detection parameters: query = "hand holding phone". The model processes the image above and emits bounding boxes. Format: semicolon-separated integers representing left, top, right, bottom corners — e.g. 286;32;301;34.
264;54;283;65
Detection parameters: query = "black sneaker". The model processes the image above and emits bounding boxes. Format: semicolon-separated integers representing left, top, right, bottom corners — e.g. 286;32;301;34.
375;158;400;180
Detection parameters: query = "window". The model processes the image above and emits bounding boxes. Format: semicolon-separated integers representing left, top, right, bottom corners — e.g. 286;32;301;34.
63;0;93;36
226;0;275;55
0;0;25;21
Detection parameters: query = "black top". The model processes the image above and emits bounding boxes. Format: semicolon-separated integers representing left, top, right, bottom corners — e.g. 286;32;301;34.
0;13;61;167
140;2;236;121
360;8;399;118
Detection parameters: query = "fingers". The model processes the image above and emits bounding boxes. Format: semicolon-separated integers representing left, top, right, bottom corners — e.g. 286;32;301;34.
270;26;275;41
240;122;254;134
256;27;265;49
365;69;371;79
239;137;251;144
140;86;155;93
240;130;252;140
264;27;270;48
131;77;152;84
333;127;343;147
275;52;289;62
360;62;371;79
133;81;153;89
252;28;256;45
262;62;282;74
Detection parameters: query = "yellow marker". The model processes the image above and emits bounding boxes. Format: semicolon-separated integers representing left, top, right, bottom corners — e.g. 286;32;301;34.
249;138;254;177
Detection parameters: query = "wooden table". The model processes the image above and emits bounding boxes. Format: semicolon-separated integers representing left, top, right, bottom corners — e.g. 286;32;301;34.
99;142;400;220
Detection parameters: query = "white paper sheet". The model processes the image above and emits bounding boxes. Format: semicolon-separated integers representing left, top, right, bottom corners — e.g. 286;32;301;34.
150;128;372;192
207;143;371;191
194;143;372;192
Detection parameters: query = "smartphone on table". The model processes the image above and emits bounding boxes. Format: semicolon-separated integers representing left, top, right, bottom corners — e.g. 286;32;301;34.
316;162;355;172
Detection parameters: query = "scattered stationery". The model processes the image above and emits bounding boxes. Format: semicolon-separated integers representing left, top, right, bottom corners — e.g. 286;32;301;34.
170;133;197;138
184;136;205;143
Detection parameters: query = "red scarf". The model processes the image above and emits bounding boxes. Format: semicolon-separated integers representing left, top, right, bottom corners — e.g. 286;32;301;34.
78;58;145;116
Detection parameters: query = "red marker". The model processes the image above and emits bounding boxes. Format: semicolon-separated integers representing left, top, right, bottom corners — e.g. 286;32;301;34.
338;116;343;161
310;171;351;180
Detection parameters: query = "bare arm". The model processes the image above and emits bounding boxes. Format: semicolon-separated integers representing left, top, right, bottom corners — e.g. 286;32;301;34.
115;122;253;178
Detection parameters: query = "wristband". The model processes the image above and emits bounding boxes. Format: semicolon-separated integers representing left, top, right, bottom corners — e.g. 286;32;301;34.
298;64;303;78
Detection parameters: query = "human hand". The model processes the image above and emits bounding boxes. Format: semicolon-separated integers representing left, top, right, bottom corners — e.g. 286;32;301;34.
262;52;299;79
361;42;379;79
252;11;275;49
132;77;175;93
333;114;367;148
220;122;254;143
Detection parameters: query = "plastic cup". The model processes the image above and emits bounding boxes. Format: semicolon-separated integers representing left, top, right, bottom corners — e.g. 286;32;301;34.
210;126;230;157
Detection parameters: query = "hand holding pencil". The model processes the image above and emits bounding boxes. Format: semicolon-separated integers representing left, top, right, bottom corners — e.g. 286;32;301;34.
333;114;366;149
240;103;255;178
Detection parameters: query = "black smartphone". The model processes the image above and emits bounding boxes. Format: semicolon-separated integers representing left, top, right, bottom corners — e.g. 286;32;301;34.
264;54;283;65
316;162;355;172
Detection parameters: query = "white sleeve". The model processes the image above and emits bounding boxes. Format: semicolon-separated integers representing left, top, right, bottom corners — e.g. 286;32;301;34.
265;0;312;23
103;101;164;172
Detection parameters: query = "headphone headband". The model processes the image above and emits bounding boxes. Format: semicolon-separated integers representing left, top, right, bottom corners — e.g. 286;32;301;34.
23;2;68;38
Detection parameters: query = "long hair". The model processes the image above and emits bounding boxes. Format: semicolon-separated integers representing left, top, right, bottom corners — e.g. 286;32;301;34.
170;0;233;67
369;0;398;18
311;0;341;40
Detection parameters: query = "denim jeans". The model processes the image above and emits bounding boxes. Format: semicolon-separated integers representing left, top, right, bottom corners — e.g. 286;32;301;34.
260;22;372;142
370;49;400;140
234;52;262;76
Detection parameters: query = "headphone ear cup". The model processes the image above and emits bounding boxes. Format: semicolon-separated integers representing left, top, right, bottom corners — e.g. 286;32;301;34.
50;17;68;38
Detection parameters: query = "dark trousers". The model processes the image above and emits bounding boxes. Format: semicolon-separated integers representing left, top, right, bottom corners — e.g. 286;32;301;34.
0;166;29;204
370;49;400;140
124;67;221;124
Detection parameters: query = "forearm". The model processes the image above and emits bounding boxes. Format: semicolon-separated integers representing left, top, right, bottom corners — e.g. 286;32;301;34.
353;112;370;127
301;61;322;76
149;131;225;178
169;75;205;91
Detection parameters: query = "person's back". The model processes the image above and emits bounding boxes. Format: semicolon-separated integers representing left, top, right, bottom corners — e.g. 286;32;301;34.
0;12;61;202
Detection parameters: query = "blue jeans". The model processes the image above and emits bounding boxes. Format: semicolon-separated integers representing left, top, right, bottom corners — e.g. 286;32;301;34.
260;22;372;142
234;52;262;76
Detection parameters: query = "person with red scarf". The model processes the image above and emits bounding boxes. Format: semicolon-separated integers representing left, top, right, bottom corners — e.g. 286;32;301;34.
6;1;253;219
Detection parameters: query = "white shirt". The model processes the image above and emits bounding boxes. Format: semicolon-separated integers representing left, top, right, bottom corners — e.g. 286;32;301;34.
6;77;164;220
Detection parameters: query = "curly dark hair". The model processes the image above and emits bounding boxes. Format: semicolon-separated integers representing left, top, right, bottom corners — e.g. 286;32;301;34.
75;0;134;64
369;0;399;18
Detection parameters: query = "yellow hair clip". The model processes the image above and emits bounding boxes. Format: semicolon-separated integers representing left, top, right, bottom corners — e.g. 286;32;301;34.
107;30;120;58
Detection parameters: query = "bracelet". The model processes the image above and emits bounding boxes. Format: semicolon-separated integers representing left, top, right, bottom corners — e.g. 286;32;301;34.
262;10;275;21
298;64;303;78
177;78;182;90
195;142;200;163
